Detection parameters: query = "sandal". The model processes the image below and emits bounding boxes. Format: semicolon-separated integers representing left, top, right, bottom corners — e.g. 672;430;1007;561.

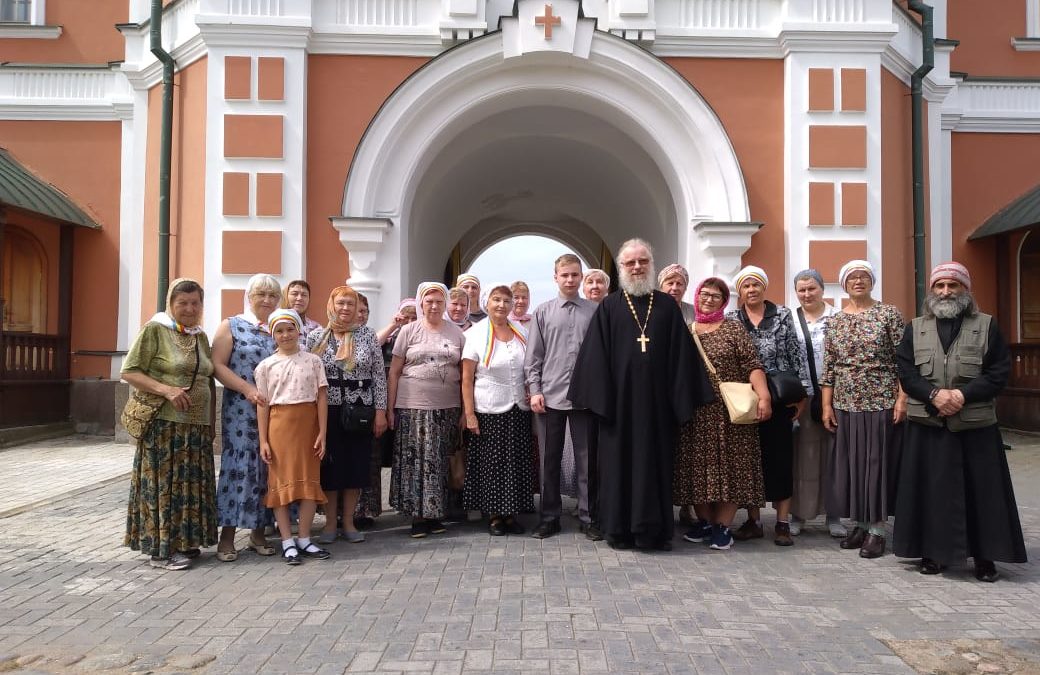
247;536;276;556
283;545;301;566
299;542;331;560
215;546;238;562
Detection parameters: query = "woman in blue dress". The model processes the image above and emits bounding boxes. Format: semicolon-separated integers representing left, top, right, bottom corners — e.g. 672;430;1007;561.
212;273;281;561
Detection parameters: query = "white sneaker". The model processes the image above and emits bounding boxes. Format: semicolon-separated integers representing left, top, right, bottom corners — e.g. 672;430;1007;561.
149;552;191;570
789;517;803;536
827;518;847;538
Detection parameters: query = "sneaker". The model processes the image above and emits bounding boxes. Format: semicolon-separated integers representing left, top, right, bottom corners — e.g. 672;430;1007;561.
410;521;429;538
426;519;447;535
149;552;191;570
709;524;733;550
826;518;847;538
678;505;696;526
731;519;764;541
789;516;804;536
682;519;712;543
774;521;794;547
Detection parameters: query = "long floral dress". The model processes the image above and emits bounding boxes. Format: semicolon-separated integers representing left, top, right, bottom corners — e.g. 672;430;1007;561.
216;316;275;529
674;320;764;506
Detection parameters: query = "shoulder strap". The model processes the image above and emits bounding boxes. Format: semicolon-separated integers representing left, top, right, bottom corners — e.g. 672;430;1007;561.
796;307;819;387
691;328;717;377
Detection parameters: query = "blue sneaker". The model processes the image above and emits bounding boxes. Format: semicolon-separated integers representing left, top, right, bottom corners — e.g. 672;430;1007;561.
710;524;733;550
682;519;712;543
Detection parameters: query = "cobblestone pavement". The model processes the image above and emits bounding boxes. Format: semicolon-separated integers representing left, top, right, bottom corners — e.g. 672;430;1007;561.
0;433;1039;674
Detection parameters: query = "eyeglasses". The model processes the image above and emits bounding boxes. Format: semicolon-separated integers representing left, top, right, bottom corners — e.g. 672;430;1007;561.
698;291;724;301
620;258;651;269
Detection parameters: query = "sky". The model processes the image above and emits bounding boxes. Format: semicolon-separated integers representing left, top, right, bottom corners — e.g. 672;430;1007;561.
467;235;592;309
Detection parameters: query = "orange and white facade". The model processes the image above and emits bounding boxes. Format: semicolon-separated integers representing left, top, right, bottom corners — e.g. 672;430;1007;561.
1;0;1038;430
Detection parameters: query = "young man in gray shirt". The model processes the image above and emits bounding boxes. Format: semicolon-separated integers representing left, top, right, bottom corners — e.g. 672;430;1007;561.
525;254;600;539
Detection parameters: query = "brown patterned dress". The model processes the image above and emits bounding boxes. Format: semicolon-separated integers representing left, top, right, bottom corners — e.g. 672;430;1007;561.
674;319;764;506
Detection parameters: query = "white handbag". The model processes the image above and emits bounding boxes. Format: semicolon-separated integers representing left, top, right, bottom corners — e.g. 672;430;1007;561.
692;329;759;425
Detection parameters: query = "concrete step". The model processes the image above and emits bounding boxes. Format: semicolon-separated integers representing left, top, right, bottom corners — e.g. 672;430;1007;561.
0;422;76;450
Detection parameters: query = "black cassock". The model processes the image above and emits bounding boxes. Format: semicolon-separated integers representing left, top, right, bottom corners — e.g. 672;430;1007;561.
568;289;713;547
893;316;1027;566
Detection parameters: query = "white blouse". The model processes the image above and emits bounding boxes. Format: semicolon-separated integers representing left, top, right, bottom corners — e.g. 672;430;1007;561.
463;329;530;414
793;302;838;381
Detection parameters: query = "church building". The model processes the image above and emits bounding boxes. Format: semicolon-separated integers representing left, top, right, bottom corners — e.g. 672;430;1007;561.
0;0;1038;431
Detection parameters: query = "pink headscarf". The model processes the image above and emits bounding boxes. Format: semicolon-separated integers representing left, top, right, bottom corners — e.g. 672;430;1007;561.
693;277;730;324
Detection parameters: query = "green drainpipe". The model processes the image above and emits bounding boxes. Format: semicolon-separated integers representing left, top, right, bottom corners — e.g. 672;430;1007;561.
907;1;934;311
151;0;175;310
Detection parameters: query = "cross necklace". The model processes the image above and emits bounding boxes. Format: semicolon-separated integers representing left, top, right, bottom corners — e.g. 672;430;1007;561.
623;291;653;353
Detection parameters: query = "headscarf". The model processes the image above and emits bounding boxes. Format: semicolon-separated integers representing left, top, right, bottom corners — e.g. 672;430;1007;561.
312;285;360;372
734;265;768;291
657;263;689;288
693;277;730;324
398;297;417;312
268;308;302;332
456;273;480;288
415;282;450;318
150;277;205;335
838;259;875;291
237;273;280;334
476;283;526;367
793;268;825;290
929;261;971;290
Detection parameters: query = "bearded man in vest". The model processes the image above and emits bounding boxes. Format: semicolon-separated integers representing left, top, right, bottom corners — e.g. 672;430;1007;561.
893;262;1026;582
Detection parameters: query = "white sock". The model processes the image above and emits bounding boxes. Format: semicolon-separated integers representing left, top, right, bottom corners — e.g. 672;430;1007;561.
296;537;311;550
281;538;296;552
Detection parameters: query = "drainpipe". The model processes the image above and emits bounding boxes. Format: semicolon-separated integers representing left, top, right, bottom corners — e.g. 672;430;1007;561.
907;1;934;311
151;0;175;310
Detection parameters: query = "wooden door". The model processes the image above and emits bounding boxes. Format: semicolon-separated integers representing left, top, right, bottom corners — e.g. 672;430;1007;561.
1;227;46;333
1022;229;1040;341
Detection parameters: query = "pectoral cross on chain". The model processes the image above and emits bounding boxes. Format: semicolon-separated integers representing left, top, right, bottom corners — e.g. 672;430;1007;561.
637;334;649;353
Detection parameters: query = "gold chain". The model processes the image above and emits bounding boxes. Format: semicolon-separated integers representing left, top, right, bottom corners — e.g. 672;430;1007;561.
623;291;653;351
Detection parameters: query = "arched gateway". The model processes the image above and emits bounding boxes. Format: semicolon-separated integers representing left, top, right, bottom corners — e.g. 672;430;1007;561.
333;5;759;324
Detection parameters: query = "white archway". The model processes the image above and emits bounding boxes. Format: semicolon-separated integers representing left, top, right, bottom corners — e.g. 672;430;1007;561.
333;30;754;324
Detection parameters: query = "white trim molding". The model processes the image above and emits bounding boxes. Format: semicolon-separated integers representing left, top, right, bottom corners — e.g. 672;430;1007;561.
943;78;1040;133
0;64;133;120
0;24;60;38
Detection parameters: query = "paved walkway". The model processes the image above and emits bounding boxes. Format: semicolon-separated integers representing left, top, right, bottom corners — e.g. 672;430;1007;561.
0;432;1039;674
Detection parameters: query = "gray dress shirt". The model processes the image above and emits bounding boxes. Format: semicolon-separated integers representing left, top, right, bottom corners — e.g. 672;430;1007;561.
524;294;597;411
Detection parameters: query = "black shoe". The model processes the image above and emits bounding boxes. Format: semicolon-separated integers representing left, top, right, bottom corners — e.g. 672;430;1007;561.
299;542;330;560
919;558;944;575
353;516;375;531
580;522;604;541
503;516;525;535
532;519;561;539
682;519;712;544
426;519;447;534
489;518;506;536
282;545;302;566
607;535;632;550
974;559;999;583
410;521;429;539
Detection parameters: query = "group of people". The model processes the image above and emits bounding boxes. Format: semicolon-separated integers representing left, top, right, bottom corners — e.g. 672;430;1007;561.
121;238;1026;582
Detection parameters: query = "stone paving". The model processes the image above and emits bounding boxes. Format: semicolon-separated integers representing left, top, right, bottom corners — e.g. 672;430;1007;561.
0;432;1039;674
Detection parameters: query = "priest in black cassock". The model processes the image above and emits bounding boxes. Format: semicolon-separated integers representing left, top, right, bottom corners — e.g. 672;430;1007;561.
893;262;1026;582
568;238;714;551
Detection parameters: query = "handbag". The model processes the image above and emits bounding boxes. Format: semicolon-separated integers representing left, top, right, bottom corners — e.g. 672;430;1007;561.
767;370;807;406
335;374;375;432
796;307;824;423
448;448;466;491
692;329;759;425
121;337;201;439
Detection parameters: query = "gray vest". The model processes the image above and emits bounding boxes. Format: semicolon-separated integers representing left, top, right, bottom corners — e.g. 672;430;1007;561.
905;312;996;431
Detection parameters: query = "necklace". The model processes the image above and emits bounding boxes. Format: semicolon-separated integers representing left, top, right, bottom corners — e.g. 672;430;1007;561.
623;291;653;353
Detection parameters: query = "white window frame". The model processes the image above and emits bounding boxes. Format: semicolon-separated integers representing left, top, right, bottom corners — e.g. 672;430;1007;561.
1029;0;1040;37
0;0;44;24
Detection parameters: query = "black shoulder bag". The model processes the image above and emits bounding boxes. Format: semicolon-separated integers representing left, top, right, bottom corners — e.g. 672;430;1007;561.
796;307;824;423
739;306;806;407
335;371;375;432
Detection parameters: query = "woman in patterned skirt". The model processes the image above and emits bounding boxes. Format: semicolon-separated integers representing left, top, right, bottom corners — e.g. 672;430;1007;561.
122;278;216;570
212;273;280;561
462;284;534;535
821;260;907;559
307;285;388;544
387;282;466;538
675;277;771;551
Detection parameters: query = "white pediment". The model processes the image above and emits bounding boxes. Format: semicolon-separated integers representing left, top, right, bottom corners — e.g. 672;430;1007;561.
501;0;597;59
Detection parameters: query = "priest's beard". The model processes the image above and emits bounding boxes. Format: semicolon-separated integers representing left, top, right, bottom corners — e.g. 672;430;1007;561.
924;291;975;319
619;266;656;297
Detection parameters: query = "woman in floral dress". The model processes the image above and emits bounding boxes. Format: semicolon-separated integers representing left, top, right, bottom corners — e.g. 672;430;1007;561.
821;260;907;559
212;273;281;561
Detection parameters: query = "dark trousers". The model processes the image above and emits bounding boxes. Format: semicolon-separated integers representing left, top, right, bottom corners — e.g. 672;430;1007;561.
537;408;594;523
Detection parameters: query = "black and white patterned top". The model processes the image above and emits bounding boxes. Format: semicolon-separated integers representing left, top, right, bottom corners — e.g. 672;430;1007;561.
305;326;388;409
727;301;812;396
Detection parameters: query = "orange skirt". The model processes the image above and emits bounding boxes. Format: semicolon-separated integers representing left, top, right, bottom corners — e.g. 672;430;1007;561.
265;402;327;508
